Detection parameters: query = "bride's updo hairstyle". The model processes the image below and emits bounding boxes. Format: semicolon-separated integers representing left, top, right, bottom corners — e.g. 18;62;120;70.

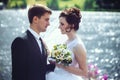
59;7;82;31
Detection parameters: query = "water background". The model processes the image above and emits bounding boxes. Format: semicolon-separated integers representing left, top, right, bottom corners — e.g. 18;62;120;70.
0;10;120;80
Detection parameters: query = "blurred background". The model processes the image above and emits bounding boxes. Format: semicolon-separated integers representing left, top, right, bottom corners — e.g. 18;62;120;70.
0;0;120;11
0;0;120;80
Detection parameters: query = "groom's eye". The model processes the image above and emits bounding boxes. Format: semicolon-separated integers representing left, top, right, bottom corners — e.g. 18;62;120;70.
45;18;49;21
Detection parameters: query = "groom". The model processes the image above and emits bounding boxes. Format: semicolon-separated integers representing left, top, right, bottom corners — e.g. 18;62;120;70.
11;4;55;80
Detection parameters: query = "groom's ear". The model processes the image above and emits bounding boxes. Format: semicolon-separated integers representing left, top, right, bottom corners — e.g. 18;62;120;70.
33;16;39;24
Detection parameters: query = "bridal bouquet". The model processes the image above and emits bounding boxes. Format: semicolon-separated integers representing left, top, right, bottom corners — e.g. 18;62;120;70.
49;44;72;66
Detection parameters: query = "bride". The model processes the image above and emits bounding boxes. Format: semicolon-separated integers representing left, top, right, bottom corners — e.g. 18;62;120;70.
46;7;88;80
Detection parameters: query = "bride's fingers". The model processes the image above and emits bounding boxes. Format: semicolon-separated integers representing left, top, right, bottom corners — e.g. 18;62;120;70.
56;63;62;68
49;60;56;64
56;63;68;69
56;63;61;68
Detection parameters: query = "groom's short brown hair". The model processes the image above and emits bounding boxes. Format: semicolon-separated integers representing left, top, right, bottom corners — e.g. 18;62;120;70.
28;4;52;23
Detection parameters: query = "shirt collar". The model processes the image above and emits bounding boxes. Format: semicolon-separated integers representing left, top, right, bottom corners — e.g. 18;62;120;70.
28;27;41;40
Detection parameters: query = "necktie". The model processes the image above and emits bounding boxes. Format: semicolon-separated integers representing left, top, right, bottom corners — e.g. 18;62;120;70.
39;37;47;55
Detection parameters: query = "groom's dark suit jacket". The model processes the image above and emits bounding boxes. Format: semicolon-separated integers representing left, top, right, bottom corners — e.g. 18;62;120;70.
11;30;55;80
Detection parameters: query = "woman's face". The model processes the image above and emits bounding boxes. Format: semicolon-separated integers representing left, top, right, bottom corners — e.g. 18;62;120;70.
59;17;69;34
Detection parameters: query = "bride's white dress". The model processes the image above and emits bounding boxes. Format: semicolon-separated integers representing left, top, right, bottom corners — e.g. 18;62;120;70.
46;37;86;80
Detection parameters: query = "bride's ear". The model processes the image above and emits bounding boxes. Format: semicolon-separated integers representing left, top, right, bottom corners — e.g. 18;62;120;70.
65;24;74;32
65;27;71;32
71;24;75;28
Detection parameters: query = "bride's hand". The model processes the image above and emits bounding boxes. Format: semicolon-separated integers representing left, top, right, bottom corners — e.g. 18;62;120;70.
56;63;67;69
56;63;61;68
49;60;56;64
48;58;56;64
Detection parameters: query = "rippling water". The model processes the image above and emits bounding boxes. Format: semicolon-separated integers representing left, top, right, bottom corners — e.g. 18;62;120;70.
0;10;120;80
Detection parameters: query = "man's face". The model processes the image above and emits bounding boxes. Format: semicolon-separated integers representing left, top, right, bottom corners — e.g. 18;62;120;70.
37;13;51;32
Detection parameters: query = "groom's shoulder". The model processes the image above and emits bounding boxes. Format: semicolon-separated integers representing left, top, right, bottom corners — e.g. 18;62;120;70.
11;33;27;47
13;30;28;41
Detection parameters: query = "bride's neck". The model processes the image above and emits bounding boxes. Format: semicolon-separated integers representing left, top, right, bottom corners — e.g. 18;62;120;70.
67;32;77;42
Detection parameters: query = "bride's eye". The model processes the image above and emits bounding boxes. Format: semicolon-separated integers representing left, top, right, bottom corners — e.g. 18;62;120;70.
61;23;64;26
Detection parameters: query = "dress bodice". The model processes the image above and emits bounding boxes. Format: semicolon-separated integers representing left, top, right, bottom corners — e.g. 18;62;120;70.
66;37;86;67
46;36;86;80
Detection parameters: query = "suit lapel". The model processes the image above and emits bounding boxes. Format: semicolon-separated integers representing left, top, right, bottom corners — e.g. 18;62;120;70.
26;30;47;65
26;30;43;57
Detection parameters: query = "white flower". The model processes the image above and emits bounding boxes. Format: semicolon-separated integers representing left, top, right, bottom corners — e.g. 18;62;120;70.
50;44;72;66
